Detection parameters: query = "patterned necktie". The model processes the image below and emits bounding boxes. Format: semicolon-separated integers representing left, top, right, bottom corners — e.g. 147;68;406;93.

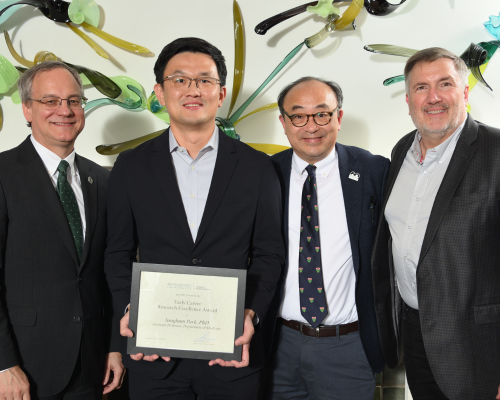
299;164;327;328
57;160;83;261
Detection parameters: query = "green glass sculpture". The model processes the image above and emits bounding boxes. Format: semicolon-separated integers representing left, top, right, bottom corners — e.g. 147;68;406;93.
147;92;170;123
306;0;339;19
0;0;152;58
68;0;99;27
484;13;500;40
226;0;244;118
364;44;418;57
0;53;19;93
0;0;23;25
85;85;143;111
96;130;164;155
383;75;404;86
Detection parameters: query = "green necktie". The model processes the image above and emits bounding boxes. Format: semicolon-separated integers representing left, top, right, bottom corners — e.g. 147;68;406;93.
57;160;83;261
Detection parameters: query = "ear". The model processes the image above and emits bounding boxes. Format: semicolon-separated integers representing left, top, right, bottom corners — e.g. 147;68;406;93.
22;101;32;124
463;84;469;107
218;86;227;108
153;83;166;107
336;109;343;130
406;93;410;115
279;114;286;130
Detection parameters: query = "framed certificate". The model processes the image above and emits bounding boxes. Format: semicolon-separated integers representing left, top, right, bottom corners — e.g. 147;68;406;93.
127;262;247;361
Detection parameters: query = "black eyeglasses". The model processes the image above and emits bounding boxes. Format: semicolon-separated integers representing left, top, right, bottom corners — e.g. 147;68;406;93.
161;75;221;92
29;96;88;110
283;106;339;127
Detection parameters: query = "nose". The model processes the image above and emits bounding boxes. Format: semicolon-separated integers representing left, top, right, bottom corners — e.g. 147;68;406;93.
185;79;202;96
57;99;75;115
303;116;319;132
427;86;442;103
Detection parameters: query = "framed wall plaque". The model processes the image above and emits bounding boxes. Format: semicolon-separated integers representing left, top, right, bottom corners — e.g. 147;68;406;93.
127;262;247;361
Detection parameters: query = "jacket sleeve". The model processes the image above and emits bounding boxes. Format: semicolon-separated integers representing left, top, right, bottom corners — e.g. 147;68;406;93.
0;180;21;370
104;154;138;340
245;158;285;323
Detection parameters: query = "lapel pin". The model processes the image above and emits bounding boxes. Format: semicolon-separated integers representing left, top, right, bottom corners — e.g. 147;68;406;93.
88;177;93;184
348;171;360;181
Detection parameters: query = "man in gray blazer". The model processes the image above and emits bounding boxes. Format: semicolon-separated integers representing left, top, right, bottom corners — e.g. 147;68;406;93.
0;61;124;399
372;47;500;400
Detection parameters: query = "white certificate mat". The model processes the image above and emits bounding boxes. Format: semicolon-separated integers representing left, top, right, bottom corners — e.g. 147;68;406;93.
128;263;246;361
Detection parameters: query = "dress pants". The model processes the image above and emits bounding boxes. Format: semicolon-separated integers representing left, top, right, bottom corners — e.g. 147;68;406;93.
34;353;101;400
129;358;260;400
403;305;449;400
261;324;375;400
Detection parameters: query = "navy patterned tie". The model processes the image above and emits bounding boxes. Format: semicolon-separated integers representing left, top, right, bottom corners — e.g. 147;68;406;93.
57;160;83;261
299;164;327;328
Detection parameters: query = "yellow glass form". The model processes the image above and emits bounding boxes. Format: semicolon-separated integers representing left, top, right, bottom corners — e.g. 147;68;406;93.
246;143;290;155
227;0;244;118
4;31;34;68
66;22;109;59
305;0;363;48
468;62;488;91
234;102;277;126
80;21;152;55
96;130;164;155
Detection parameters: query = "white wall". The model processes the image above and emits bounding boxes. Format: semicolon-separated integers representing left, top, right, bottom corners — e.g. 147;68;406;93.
0;0;499;166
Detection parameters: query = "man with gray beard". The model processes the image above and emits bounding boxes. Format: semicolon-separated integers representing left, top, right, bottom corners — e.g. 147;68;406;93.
372;47;500;400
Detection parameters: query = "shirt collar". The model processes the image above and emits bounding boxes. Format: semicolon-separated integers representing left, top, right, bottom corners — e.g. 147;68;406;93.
169;126;218;156
411;118;466;165
291;146;337;178
30;134;77;177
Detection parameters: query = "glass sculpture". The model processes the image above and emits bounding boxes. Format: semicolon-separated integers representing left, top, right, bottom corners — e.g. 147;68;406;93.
0;0;152;58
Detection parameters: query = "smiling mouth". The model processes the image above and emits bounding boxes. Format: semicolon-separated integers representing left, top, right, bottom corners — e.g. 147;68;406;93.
53;122;75;125
184;103;203;108
426;110;446;115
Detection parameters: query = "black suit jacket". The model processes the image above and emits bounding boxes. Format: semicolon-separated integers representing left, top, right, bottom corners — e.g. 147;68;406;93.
267;144;389;373
104;128;285;381
372;116;500;399
0;136;116;397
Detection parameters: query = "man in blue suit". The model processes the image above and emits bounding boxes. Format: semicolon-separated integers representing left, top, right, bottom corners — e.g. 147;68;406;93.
262;77;389;399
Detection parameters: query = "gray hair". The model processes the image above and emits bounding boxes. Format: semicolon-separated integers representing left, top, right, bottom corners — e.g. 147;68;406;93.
404;47;469;93
277;76;343;116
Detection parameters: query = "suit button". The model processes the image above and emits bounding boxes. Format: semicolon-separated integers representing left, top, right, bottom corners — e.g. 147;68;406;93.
78;277;84;283
73;316;81;323
192;259;199;265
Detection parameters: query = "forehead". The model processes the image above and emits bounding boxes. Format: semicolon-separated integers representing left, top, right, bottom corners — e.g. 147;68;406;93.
408;58;460;84
163;52;218;77
31;68;81;95
284;80;338;108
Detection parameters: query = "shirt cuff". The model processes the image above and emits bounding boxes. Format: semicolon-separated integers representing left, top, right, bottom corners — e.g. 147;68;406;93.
253;313;259;325
124;304;130;315
0;367;11;373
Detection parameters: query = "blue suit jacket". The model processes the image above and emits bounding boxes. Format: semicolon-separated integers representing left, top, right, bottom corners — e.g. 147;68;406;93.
267;144;389;373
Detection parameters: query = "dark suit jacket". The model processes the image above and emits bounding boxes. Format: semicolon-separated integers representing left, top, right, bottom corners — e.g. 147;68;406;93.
104;128;284;381
0;136;116;397
267;144;389;373
372;116;500;399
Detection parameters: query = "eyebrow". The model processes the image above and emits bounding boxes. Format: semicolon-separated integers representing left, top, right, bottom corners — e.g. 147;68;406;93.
290;103;331;112
413;76;455;88
40;93;81;98
170;70;214;77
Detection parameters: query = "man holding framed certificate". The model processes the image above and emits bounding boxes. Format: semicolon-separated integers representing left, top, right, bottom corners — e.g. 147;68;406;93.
104;37;285;400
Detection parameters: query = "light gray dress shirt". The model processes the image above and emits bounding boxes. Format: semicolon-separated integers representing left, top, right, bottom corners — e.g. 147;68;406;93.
169;126;218;241
385;120;465;309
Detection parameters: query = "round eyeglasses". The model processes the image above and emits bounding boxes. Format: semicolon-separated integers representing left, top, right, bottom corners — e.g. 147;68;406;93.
283;106;339;127
161;75;221;92
29;96;88;110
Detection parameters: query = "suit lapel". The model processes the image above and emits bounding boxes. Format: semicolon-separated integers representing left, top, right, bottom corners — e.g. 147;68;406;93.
76;155;97;269
150;129;194;246
277;150;292;253
337;144;363;274
194;130;238;248
18;138;80;266
418;117;477;266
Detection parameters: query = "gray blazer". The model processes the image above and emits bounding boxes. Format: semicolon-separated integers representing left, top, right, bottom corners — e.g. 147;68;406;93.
0;136;117;397
371;115;500;399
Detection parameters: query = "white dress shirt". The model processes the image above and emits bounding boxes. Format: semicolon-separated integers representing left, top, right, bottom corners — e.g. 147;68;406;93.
385;120;465;309
279;148;358;325
30;135;86;241
169;126;218;242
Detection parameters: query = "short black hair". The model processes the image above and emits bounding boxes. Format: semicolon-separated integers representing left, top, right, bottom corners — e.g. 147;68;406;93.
277;77;343;116
154;37;227;87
